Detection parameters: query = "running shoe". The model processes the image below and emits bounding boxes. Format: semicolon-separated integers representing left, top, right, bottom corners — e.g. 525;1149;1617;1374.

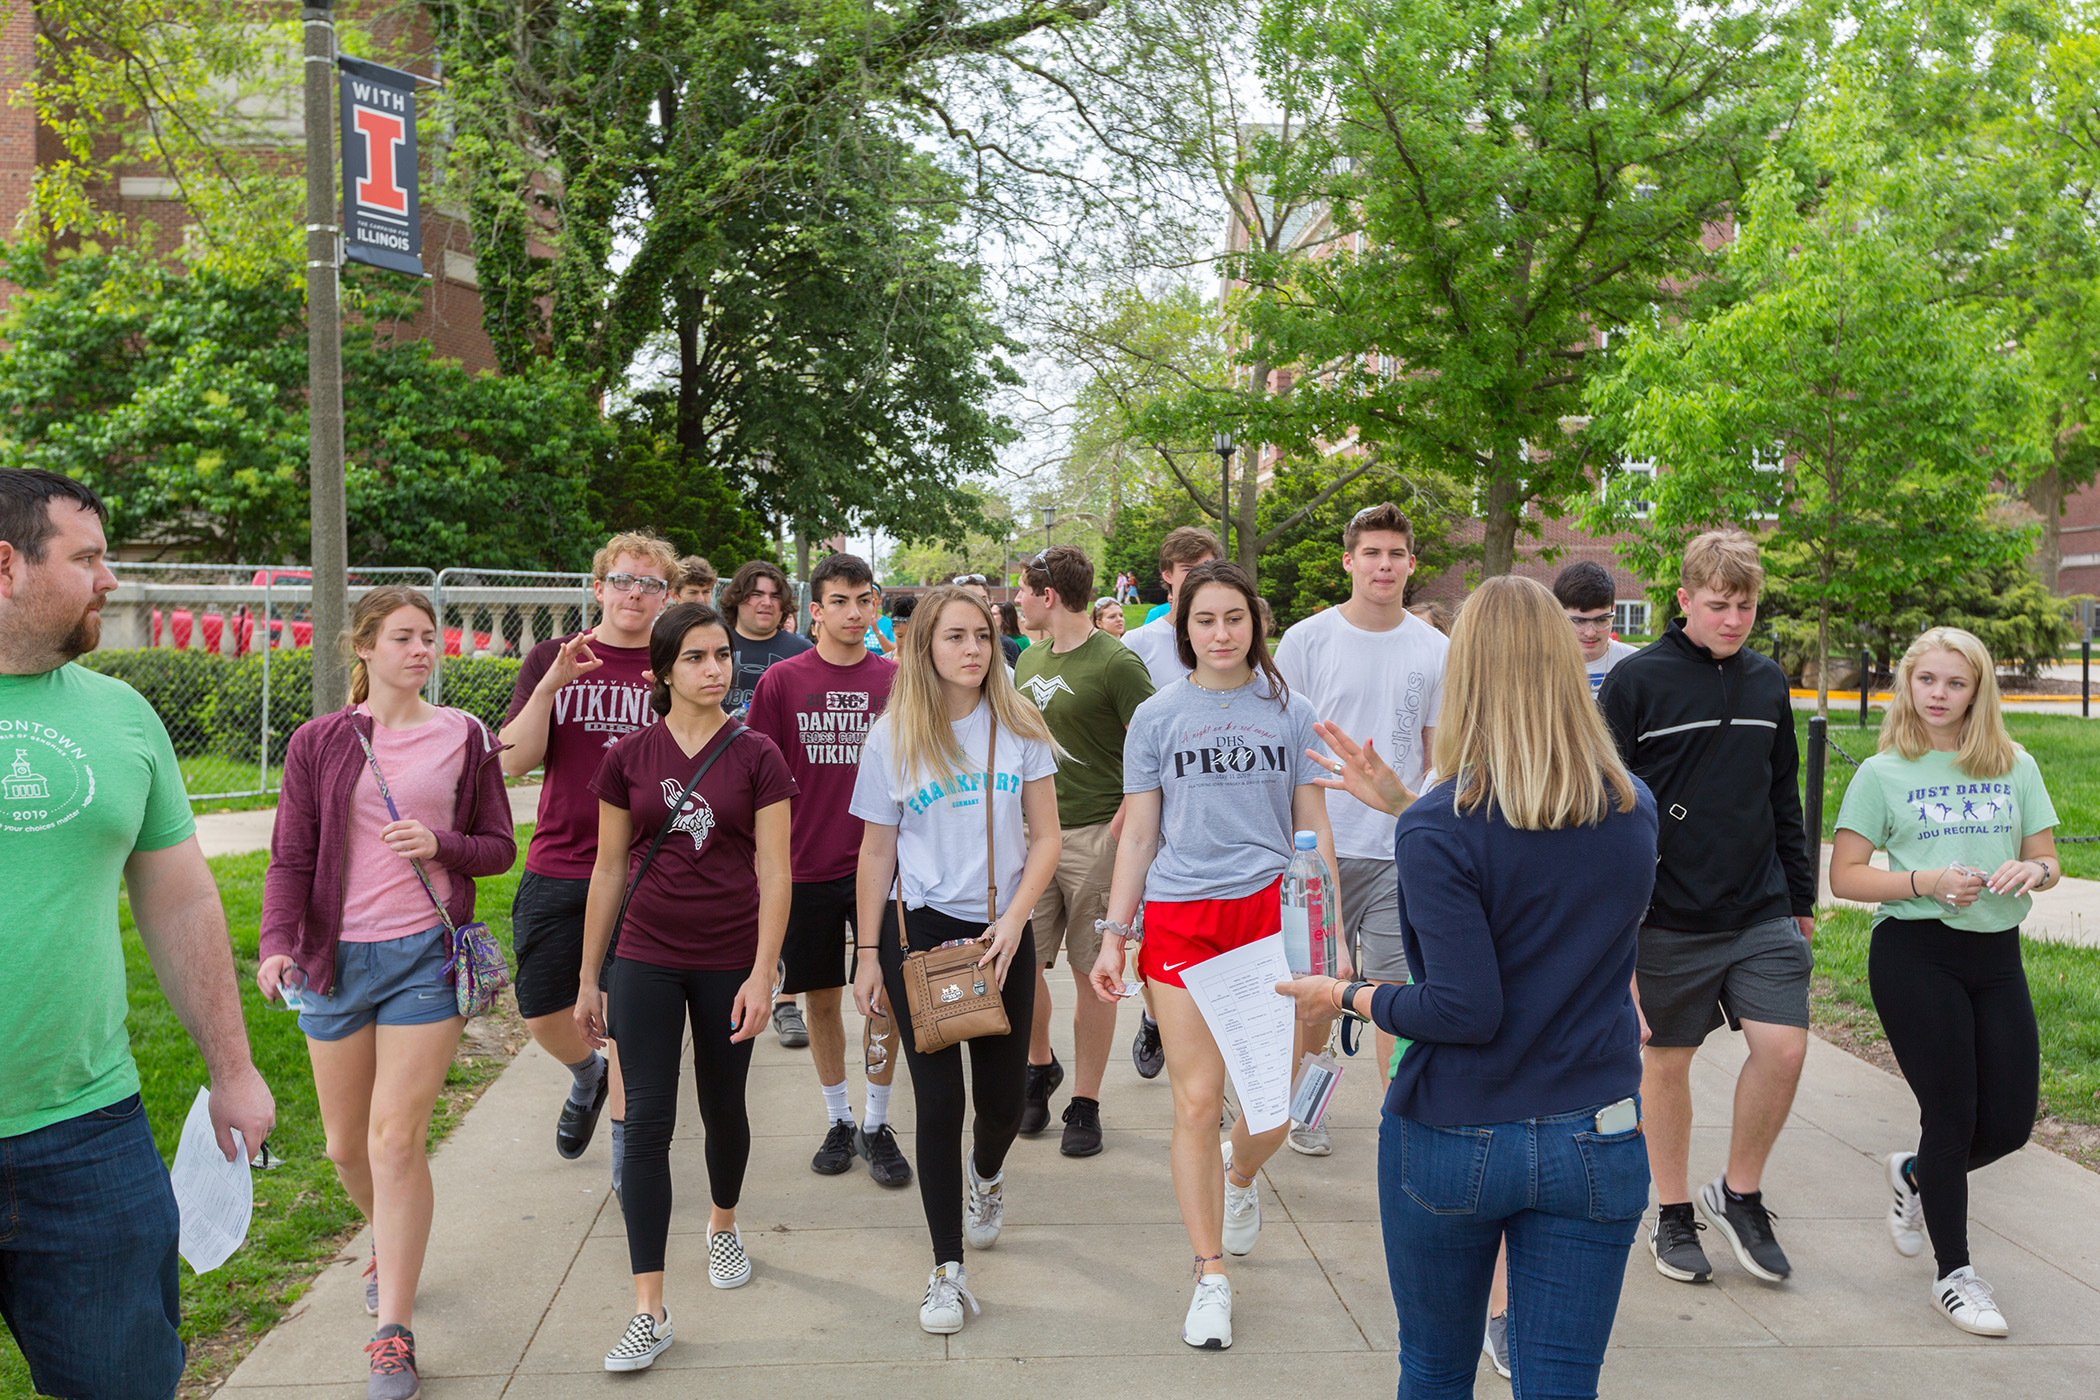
1483;1311;1511;1379
772;1001;810;1048
1221;1149;1261;1256
1060;1097;1103;1157
1132;1014;1165;1079
364;1325;419;1400
708;1228;752;1289
1019;1056;1063;1136
921;1262;979;1335
856;1123;913;1188
1649;1203;1712;1283
964;1164;1005;1249
1698;1177;1792;1281
556;1062;610;1160
603;1310;672;1372
1287;1121;1332;1156
1183;1272;1233;1349
812;1119;857;1175
362;1245;378;1316
1932;1266;2009;1336
1886;1151;1925;1258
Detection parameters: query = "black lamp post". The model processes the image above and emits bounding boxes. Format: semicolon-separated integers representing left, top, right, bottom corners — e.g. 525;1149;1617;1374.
1213;431;1236;560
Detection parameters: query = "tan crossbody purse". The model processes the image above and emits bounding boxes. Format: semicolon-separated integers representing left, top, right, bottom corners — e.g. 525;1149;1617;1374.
898;722;1013;1054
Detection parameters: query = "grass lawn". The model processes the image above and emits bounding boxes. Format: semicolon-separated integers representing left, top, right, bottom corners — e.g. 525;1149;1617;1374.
1796;710;2100;879
1809;907;2100;1161
0;827;533;1400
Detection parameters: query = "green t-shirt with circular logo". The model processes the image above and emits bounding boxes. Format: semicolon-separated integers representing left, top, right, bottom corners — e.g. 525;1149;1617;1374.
1833;746;2057;932
0;663;196;1137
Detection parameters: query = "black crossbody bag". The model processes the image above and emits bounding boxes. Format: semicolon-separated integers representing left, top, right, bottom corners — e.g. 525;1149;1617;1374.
598;723;746;989
1653;668;1738;866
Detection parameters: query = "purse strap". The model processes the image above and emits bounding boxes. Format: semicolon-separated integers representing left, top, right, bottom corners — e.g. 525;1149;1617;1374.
984;719;998;925
1654;663;1740;864
354;723;458;936
610;723;746;959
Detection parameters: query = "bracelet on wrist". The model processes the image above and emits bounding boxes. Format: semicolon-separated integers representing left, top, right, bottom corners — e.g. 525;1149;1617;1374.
1909;870;1918;897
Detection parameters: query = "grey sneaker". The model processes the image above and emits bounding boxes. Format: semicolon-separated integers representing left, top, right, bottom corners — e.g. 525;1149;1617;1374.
1132;1014;1165;1079
364;1324;419;1400
362;1246;378;1316
1698;1177;1791;1282
1649;1204;1712;1283
1287;1121;1332;1156
1483;1311;1511;1379
772;1001;809;1048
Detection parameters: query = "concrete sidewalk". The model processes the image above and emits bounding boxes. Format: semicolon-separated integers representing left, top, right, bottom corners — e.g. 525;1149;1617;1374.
215;977;2100;1398
194;785;541;859
1817;842;2100;949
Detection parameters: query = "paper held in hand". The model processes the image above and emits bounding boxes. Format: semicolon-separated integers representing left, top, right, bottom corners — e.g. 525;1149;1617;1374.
171;1085;253;1275
1180;932;1298;1136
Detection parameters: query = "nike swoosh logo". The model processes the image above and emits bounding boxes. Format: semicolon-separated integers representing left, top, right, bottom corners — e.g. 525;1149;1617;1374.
1164;960;1189;972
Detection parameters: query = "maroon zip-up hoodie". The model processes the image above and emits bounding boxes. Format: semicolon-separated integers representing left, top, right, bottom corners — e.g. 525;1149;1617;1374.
259;705;516;994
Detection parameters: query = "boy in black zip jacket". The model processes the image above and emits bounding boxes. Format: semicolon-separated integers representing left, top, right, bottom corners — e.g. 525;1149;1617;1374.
1599;530;1817;1290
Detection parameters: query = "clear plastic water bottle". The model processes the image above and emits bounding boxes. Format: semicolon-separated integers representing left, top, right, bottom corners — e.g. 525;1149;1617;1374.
1281;831;1337;977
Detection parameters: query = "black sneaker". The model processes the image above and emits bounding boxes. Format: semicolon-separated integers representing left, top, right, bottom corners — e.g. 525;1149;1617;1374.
1699;1177;1792;1282
856;1123;913;1188
1132;1014;1165;1079
811;1120;857;1175
555;1062;610;1160
1019;1056;1063;1137
772;1002;810;1048
1649;1203;1712;1283
1060;1096;1104;1157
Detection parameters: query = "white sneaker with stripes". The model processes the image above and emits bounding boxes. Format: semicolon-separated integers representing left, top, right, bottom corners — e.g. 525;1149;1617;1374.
604;1311;672;1372
1886;1152;1925;1258
1932;1267;2009;1337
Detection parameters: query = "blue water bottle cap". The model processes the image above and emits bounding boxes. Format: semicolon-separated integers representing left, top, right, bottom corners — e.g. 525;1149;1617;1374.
1294;830;1318;850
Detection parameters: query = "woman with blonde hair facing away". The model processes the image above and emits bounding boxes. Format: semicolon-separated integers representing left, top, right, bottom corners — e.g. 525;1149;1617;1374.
1828;627;2058;1338
1279;574;1655;1397
259;587;516;1398
1087;559;1339;1351
850;585;1063;1334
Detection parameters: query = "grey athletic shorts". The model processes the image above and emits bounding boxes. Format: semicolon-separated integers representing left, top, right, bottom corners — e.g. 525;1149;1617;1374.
1637;914;1812;1048
1338;857;1408;983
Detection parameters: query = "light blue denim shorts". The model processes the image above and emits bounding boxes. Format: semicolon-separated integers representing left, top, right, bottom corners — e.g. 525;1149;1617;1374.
297;924;459;1040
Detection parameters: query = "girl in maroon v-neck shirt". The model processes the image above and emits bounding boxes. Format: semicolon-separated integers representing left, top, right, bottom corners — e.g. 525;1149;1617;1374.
573;602;796;1373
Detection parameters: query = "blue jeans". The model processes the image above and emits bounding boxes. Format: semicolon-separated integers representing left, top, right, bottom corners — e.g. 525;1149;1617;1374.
1378;1104;1648;1400
0;1094;184;1400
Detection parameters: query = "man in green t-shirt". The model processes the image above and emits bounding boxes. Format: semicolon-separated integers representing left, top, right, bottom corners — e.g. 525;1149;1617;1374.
1013;546;1155;1156
0;470;275;1400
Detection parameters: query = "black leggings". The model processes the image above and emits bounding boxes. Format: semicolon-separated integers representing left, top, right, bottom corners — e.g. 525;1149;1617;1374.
610;958;755;1276
1867;918;2039;1276
878;903;1036;1264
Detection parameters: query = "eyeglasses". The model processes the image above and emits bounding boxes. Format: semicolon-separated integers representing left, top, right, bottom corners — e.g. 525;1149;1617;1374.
604;572;670;596
1566;612;1616;633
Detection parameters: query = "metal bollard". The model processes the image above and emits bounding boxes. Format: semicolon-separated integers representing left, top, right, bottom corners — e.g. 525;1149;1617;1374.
1859;649;1871;728
2084;638;2091;719
1805;714;1827;870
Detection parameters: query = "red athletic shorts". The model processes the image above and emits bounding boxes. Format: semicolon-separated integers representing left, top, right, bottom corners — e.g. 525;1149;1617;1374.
1139;877;1283;988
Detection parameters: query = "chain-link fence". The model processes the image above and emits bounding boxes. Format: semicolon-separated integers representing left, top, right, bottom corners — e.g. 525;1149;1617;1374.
83;564;437;803
428;569;603;733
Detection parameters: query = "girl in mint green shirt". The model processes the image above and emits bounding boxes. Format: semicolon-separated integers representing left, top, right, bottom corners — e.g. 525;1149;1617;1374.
1828;626;2058;1339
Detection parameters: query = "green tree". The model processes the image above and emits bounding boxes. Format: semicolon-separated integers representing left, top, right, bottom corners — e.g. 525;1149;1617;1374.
1225;0;1804;577
0;249;602;568
1256;457;1473;627
1584;114;2041;716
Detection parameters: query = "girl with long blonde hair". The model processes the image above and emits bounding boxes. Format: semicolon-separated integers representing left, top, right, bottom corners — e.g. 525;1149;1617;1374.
848;586;1063;1335
1828;626;2059;1337
1279;574;1656;1394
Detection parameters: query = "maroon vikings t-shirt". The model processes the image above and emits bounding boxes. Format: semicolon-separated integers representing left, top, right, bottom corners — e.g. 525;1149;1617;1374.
588;723;798;969
744;649;895;882
505;634;654;879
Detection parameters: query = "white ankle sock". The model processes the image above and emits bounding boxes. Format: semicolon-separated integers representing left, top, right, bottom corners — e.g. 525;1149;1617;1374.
864;1083;892;1130
820;1080;852;1124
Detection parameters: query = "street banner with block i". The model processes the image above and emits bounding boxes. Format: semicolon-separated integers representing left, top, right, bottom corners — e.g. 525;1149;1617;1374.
339;56;421;276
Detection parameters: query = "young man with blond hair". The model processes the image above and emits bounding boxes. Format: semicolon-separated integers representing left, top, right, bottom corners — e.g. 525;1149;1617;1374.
1601;529;1817;1287
501;530;680;1181
1013;546;1155;1153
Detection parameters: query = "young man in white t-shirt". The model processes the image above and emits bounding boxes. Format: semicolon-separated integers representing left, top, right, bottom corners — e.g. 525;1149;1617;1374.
1553;561;1637;693
1123;526;1222;692
1273;503;1448;1155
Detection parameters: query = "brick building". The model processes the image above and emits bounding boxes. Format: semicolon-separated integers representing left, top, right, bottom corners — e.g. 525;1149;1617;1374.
0;5;497;372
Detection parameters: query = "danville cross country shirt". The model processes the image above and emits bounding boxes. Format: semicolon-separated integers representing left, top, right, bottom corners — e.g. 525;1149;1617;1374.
744;648;896;882
505;634;655;879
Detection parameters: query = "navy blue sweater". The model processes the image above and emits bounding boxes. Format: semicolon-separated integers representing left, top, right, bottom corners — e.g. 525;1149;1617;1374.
1373;776;1657;1126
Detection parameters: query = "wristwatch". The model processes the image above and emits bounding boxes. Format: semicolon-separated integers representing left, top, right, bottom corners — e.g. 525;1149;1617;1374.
1338;979;1374;1019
